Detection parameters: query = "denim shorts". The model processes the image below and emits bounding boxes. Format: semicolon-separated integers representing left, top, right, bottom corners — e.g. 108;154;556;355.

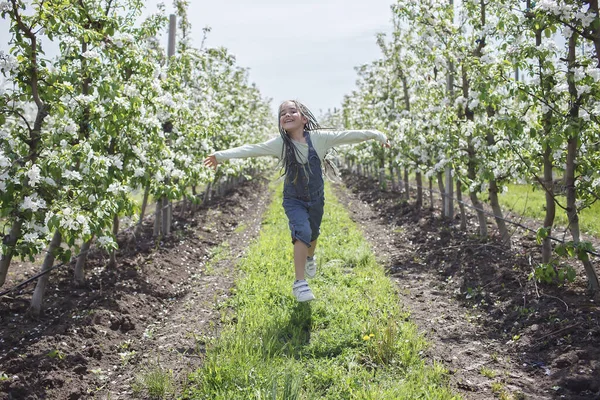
282;192;325;247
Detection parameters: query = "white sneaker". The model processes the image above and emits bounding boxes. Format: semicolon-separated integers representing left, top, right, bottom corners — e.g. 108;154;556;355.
292;280;315;302
305;256;317;279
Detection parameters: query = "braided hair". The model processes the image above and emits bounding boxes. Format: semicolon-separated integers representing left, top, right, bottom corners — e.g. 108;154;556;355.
278;100;323;183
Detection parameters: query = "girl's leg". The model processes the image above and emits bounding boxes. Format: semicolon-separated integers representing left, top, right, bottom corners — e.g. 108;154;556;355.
308;240;317;257
294;240;309;280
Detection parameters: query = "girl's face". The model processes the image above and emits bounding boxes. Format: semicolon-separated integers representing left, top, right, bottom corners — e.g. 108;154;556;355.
279;101;307;133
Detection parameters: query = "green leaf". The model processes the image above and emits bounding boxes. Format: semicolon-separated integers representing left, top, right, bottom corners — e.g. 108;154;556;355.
555;245;567;257
536;227;549;244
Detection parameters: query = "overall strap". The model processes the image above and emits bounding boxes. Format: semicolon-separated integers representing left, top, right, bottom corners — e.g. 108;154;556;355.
304;131;318;157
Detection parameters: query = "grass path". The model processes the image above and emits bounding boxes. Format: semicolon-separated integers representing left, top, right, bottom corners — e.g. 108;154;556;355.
183;182;460;399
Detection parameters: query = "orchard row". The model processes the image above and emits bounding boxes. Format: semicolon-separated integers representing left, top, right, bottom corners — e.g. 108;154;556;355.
0;0;274;314
327;0;600;292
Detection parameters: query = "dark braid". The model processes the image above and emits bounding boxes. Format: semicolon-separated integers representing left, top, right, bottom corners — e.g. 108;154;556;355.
278;100;323;182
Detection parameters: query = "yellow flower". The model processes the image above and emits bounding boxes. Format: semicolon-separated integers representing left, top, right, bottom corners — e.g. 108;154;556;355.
363;335;371;341
369;333;374;337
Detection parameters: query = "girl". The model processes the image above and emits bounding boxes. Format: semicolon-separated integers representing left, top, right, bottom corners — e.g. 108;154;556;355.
203;100;389;302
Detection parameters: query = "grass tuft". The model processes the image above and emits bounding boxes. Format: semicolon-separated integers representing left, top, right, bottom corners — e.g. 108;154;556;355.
132;364;174;399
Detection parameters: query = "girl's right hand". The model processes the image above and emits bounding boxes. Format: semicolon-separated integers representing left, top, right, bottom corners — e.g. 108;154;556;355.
203;155;218;170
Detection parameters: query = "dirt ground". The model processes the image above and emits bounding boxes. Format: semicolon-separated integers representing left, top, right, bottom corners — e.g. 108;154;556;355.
1;171;599;400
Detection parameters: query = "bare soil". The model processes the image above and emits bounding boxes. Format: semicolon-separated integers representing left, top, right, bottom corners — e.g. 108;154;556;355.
1;171;599;400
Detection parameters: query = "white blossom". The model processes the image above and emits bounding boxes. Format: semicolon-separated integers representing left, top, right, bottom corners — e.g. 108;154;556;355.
133;167;145;177
577;84;591;97
23;232;39;243
0;50;18;74
587;68;600;82
20;195;46;212
574;67;586;82
455;96;467;108
63;170;82;180
81;50;100;60
107;182;124;194
74;94;95;105
27;164;42;187
468;98;480;109
109;155;123;170
97;236;115;248
64;120;78;135
0;153;9;168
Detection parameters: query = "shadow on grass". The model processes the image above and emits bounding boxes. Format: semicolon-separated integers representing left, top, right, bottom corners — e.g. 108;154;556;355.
257;301;313;361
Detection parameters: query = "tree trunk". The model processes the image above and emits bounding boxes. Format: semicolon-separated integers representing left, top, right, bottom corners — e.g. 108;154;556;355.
30;230;62;316
191;185;197;214
437;171;446;214
0;220;22;287
5;14;49;289
565;135;599;292
542;143;555;264
379;168;386;191
461;59;487;238
488;179;511;247
485;127;510;247
457;180;467;230
180;197;187;218
467;137;487;237
469;190;487;238
73;239;92;287
203;181;212;205
162;198;171;236
136;186;150;235
108;214;119;268
428;177;434;210
530;14;557;263
565;32;599;292
415;171;423;210
403;167;410;201
153;197;163;236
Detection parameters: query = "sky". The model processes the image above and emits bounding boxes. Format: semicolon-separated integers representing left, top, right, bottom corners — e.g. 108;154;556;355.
1;0;395;116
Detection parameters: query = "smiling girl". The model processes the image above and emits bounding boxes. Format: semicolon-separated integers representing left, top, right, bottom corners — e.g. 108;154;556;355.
204;100;389;302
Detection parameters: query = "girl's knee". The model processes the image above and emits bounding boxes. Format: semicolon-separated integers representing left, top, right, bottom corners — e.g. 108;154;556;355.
290;223;312;247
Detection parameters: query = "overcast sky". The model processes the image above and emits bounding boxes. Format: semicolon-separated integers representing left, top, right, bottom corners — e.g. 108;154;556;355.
1;1;394;115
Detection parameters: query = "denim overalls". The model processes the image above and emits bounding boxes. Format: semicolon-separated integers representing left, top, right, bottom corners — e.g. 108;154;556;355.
282;131;325;247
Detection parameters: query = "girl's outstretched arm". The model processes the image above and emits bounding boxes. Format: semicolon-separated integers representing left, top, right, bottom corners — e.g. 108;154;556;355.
203;136;283;170
319;129;389;149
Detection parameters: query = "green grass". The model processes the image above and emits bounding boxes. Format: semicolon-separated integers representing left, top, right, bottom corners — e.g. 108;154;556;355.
132;364;175;399
496;183;600;237
183;182;459;399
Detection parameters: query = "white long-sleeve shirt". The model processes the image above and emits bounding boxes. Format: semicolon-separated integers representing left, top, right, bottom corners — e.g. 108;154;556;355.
214;129;387;164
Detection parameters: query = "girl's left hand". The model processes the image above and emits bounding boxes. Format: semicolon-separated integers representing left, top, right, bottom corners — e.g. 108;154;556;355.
203;154;218;170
